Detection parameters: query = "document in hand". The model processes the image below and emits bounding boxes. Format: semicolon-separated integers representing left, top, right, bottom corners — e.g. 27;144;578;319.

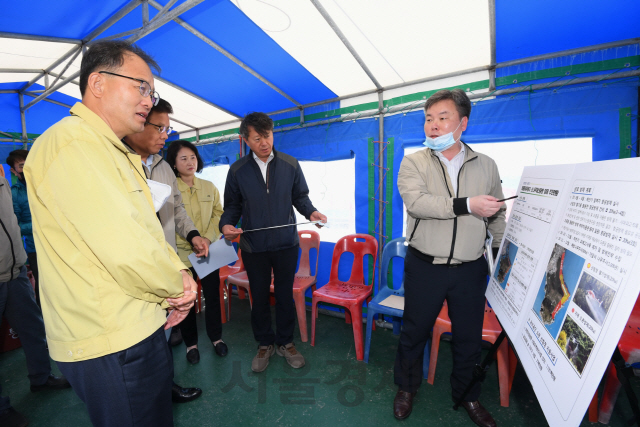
188;238;239;279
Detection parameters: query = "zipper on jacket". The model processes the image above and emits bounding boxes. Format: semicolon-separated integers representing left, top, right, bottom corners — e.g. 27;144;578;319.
265;161;271;194
436;159;456;266
0;217;16;281
446;155;479;265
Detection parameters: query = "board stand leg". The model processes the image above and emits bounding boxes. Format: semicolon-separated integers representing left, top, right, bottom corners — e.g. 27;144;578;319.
453;330;508;410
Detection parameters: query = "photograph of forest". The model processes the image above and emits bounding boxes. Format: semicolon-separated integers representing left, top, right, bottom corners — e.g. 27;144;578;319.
573;272;615;326
557;315;595;375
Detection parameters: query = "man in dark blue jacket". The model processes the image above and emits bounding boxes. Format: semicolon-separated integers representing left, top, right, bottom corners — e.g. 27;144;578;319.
220;112;326;373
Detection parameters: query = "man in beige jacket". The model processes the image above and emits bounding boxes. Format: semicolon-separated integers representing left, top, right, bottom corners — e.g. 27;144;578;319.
393;89;506;427
123;98;207;402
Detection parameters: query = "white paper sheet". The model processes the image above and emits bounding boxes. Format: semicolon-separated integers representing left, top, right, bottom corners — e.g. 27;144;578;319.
379;295;404;310
188;238;238;279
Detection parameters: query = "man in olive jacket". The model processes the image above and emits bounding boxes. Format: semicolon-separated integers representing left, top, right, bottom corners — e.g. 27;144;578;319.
393;89;506;427
24;40;196;426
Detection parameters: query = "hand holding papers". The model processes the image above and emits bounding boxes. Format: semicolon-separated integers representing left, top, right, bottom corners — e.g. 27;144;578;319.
188;238;239;279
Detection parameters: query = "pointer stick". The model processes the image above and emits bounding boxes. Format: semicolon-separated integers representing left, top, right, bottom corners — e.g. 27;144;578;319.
244;221;323;233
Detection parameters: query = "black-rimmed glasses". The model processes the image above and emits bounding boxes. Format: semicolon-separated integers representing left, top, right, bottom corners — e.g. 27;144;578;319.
98;71;160;106
145;121;173;135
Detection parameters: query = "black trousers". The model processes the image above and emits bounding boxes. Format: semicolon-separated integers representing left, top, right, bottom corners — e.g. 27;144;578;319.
242;245;298;347
0;266;52;412
58;327;173;427
179;268;223;346
394;250;488;401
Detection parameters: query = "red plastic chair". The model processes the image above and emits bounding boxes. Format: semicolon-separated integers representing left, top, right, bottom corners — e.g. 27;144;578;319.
596;295;640;424
195;278;203;313
428;300;513;407
269;230;321;342
218;241;245;323
311;234;378;361
227;262;275;315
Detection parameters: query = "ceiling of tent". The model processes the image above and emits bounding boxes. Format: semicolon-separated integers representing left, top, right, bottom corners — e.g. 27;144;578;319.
0;0;639;139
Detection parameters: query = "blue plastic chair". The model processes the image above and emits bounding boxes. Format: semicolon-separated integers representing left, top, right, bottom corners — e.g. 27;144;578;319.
364;237;430;376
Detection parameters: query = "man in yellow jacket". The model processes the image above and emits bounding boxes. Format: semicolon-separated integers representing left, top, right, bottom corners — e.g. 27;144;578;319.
24;40;197;427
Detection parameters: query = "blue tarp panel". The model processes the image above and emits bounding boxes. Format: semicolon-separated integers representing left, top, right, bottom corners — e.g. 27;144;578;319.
0;85;78;167
197;138;241;165
496;0;640;62
1;0;130;39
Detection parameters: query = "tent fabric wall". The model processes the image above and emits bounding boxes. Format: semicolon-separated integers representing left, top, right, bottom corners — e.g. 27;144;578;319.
2;0;639;308
496;46;640;85
191;79;638;299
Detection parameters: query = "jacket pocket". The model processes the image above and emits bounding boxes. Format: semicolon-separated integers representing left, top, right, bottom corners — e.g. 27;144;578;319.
123;177;144;194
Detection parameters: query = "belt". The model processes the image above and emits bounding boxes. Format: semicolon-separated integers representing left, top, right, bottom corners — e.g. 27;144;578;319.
408;246;461;268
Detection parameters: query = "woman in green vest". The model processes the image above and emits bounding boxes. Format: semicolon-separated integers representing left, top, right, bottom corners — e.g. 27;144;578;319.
167;140;227;363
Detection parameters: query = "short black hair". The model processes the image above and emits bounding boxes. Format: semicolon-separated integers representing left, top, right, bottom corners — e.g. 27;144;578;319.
6;149;29;169
166;140;204;176
424;89;472;119
80;40;160;96
239;112;273;140
150;98;173;116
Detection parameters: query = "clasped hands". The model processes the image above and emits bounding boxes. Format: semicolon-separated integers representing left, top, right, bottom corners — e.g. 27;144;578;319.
164;269;198;329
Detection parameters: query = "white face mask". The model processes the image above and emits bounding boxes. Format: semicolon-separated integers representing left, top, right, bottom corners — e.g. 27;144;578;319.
423;119;463;152
147;179;172;212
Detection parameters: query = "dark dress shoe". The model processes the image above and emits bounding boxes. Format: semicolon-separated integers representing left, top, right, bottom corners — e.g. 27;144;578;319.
186;348;200;364
393;389;417;420
170;328;183;346
30;374;71;392
0;407;29;427
214;341;228;357
459;400;497;427
171;382;202;403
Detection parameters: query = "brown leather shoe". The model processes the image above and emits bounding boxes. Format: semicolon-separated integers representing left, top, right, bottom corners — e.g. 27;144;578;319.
459;400;497;427
393;390;417;420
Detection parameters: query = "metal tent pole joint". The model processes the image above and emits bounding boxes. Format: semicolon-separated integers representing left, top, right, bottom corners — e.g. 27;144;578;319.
310;0;382;90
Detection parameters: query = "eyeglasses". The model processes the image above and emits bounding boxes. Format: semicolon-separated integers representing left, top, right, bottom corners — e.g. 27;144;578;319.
98;71;160;106
145;121;173;135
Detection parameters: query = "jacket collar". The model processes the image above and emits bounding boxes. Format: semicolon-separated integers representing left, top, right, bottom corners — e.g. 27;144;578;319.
177;176;201;192
248;147;279;160
69;103;129;155
428;141;478;163
12;177;26;190
121;140;163;169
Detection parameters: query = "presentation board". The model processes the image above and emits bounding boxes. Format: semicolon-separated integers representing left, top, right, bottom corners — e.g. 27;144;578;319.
486;158;640;426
